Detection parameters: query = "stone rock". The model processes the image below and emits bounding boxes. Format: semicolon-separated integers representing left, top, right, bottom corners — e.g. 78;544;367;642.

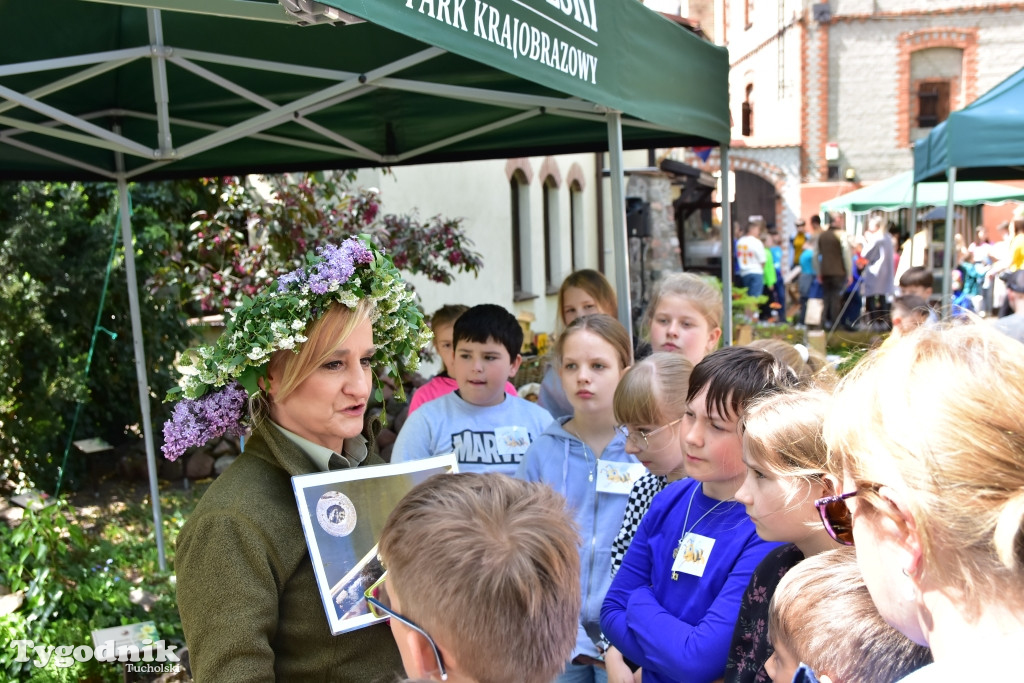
159;457;185;481
376;428;396;450
393;405;410;434
0;587;24;617
214;454;237;476
117;452;149;481
212;439;237;456
185;451;215;480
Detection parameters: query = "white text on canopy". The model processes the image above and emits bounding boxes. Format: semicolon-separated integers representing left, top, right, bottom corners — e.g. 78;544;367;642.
404;0;599;85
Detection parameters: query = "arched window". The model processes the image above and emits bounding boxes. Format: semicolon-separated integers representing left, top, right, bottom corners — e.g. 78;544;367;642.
510;169;532;300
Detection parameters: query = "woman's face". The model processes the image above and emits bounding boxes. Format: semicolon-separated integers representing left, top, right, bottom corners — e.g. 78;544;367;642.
648;293;721;365
562;286;609;325
844;472;928;646
268;316;375;450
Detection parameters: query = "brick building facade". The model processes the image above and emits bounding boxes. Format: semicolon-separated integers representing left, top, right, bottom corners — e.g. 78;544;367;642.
662;0;1024;236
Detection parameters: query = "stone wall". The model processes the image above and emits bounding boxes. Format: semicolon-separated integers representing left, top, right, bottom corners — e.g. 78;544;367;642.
624;172;679;324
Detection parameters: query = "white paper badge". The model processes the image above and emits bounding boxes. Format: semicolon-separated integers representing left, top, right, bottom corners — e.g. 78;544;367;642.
596;461;647;494
671;533;716;578
494;426;531;455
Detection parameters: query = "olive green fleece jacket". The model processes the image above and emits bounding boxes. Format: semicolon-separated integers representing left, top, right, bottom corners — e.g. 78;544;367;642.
175;420;404;682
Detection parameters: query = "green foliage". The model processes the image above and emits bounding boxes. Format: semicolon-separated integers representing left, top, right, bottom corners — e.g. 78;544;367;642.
147;172;483;317
0;181;199;492
0;487;198;682
1;172;479;492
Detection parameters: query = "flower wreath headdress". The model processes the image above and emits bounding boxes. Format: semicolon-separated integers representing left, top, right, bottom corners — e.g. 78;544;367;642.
162;235;432;461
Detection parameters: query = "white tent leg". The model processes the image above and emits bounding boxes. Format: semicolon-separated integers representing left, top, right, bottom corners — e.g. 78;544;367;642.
909;182;918;266
606;112;633;343
721;146;733;345
942;167;958;316
117;174;167;572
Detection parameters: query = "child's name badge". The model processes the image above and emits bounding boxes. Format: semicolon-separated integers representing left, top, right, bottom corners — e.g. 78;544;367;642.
671;533;716;578
494;426;531;455
595;461;646;494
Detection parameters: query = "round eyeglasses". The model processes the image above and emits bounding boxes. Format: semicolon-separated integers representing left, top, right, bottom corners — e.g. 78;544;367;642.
617;418;683;451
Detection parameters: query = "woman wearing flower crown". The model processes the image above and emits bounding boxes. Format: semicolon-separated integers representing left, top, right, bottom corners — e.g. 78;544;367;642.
167;237;431;682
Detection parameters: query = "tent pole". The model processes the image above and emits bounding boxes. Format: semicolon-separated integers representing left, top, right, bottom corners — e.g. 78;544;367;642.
721;146;733;345
909;182;918;267
606;112;633;343
116;173;167;572
942;166;958;317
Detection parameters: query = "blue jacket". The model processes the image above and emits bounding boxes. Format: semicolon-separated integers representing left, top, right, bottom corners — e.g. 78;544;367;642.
601;478;780;683
517;417;637;659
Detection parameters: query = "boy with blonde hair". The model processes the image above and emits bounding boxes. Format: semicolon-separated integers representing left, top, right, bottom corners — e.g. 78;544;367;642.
373;473;581;683
765;549;931;683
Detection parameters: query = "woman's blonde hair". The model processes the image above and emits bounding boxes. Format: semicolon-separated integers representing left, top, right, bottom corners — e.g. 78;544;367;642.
741;387;834;507
254;299;373;420
747;338;836;386
640;272;722;341
613;352;693;427
554;314;632;372
824;322;1024;612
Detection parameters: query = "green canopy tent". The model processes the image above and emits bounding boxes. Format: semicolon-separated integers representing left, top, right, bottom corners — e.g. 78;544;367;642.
0;0;731;567
821;170;1024;213
912;65;1024;312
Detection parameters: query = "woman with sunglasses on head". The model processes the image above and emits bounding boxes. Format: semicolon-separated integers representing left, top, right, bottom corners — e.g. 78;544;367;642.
725;385;841;683
818;322;1024;682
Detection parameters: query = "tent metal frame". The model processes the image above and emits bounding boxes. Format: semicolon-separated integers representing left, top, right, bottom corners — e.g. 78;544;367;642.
0;2;734;570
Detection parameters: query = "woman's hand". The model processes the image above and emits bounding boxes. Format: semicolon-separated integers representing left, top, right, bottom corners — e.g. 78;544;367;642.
604;646;634;683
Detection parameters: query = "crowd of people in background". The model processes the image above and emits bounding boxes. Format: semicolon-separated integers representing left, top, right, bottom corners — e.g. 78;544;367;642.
169;225;1024;683
778;208;1024;334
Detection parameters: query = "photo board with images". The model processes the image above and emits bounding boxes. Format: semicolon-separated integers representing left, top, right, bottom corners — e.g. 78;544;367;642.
292;454;458;635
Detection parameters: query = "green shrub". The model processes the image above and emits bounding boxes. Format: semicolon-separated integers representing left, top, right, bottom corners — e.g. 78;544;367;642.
0;487;200;682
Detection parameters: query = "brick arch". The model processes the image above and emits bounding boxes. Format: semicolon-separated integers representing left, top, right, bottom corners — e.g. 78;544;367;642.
565;162;586;191
695;154;789;232
896;27;978;147
538;156;562;188
505;157;534;184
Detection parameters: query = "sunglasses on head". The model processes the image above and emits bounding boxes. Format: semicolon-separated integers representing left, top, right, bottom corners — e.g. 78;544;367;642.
814;491;857;546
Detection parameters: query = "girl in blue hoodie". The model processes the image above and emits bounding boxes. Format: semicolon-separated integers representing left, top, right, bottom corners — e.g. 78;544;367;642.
518;314;640;683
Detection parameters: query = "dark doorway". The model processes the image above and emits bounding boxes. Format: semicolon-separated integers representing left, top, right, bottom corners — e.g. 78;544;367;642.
732;171;777;234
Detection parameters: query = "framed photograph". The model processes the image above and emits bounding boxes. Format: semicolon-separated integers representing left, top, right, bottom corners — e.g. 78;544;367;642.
292;454;458;635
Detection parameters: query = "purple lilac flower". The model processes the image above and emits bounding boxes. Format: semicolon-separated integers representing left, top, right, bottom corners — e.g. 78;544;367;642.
162;382;248;461
277;269;305;292
346;237;373;264
307;243;356;294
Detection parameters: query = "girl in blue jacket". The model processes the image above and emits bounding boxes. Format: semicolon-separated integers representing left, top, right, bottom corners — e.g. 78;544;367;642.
518;314;640;683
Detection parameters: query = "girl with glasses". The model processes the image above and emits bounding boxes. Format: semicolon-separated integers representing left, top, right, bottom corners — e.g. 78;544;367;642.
725;386;841;683
608;352;695;580
821;323;1024;682
518;314;635;683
